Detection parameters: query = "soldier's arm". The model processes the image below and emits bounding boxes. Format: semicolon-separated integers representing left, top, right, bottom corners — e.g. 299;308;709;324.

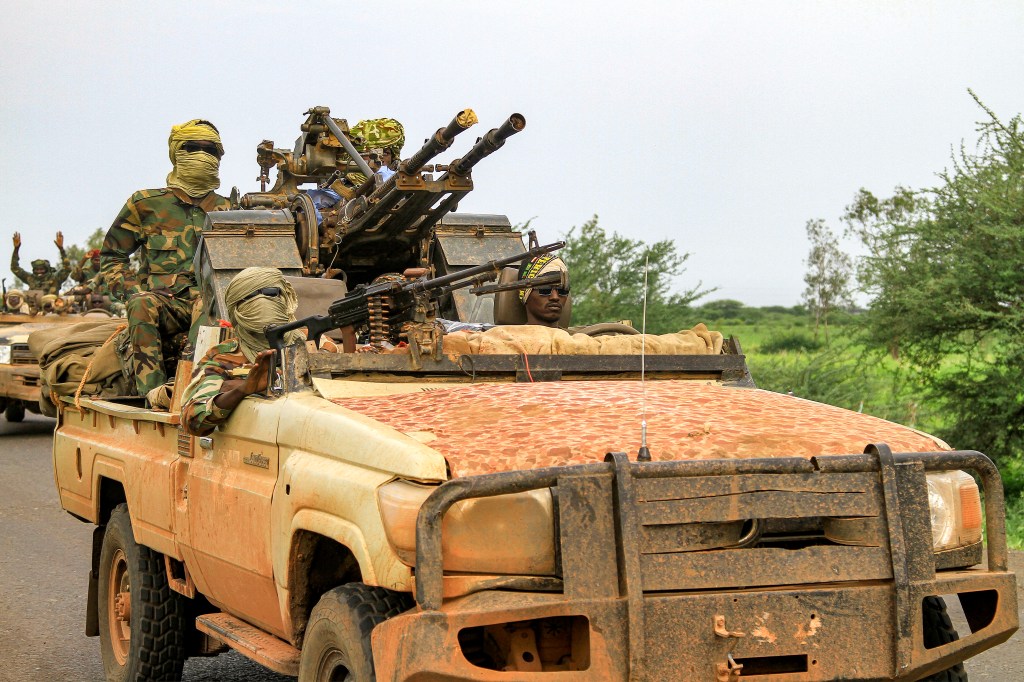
54;244;72;284
101;197;144;302
10;246;32;284
180;343;259;435
181;372;231;436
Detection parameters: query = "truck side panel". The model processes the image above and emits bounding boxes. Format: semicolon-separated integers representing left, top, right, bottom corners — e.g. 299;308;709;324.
54;403;180;557
182;398;284;637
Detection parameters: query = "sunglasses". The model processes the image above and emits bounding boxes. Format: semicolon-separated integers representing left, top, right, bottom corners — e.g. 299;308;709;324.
535;286;570;297
181;141;223;159
239;286;281;302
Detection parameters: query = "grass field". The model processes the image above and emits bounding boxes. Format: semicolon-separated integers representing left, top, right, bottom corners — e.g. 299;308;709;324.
688;303;1024;549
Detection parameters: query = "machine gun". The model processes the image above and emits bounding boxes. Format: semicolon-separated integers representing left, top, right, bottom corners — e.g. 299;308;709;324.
233;107;527;284
265;241;564;353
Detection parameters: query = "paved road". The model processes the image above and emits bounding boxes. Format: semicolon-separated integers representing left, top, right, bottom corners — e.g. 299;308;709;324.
0;415;291;682
1;413;1021;681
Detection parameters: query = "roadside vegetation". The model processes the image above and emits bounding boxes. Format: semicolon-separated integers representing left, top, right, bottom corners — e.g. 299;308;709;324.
561;92;1024;548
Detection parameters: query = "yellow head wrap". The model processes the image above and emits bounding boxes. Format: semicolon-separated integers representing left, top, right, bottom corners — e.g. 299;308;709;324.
225;267;305;362
517;254;569;303
166;119;223;198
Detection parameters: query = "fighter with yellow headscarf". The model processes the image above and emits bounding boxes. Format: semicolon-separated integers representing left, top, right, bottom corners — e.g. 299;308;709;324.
180;268;312;435
517;253;570;327
166;118;225;197
100;118;231;398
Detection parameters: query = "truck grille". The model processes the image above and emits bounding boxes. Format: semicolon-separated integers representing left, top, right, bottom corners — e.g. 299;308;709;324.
416;446;1010;611
11;343;36;365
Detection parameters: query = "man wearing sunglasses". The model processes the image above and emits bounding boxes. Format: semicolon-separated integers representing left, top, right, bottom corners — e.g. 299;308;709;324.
181;267;322;435
100;118;230;397
518;254;570;327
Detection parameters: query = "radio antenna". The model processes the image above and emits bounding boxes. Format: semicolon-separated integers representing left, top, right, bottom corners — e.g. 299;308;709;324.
637;254;651;462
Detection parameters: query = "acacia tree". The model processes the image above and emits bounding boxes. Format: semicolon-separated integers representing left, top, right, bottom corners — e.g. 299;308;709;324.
844;92;1024;461
559;216;711;333
802;218;852;343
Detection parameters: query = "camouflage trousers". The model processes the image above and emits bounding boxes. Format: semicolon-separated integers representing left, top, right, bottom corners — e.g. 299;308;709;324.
125;290;196;396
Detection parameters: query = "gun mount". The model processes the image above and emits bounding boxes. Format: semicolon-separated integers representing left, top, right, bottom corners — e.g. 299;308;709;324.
265;241;564;359
232;106;525;290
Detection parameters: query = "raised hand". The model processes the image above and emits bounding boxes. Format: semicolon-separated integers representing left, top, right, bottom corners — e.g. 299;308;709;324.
54;231;64;250
241;349;275;396
13;232;21;249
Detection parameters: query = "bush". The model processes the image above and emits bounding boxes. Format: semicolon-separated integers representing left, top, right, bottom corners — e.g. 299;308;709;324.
748;343;935;430
759;333;823;354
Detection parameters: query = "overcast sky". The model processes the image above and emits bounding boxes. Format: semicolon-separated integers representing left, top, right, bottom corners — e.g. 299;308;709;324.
2;1;1022;306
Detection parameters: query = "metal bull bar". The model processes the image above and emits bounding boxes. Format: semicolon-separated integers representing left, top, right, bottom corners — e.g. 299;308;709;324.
414;445;1014;680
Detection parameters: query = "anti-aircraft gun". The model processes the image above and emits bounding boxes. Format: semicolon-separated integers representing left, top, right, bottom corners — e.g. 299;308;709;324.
198;106;530;328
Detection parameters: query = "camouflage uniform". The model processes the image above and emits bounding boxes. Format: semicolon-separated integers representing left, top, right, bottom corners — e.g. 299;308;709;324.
72;259;108;295
11;248;71;295
182;335;335;435
346;117;405;186
180;339;248;436
101;187;229;395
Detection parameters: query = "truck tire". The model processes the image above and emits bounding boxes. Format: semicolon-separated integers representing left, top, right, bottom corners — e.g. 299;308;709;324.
98;504;188;682
298;583;413;682
921;595;968;682
4;402;25;422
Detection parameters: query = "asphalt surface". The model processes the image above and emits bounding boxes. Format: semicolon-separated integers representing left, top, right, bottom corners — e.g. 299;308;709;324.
0;414;291;682
1;412;1021;681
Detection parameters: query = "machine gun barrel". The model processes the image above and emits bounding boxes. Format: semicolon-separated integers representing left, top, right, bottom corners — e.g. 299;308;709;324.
320;112;375;178
265;240;564;351
301;106;375;179
344;109;481;219
400;109;479;176
405;240;563;293
448;114;526;177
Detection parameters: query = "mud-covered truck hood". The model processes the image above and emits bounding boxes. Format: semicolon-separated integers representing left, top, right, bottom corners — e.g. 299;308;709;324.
327;380;946;477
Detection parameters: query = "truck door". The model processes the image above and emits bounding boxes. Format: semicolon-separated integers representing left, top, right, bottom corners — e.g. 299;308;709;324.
183;398;285;635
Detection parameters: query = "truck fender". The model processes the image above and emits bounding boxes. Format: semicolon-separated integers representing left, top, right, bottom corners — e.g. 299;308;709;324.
285;510;377;588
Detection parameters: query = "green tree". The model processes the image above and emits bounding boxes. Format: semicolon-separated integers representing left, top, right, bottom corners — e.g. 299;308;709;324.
559;216;711;332
802;218;852;343
844;91;1024;461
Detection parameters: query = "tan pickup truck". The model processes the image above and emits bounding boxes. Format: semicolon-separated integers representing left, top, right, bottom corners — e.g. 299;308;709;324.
52;319;1018;681
0;311;107;422
51;105;1018;681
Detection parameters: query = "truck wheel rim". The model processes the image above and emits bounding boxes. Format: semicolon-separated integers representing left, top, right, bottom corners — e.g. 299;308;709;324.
315;650;352;682
107;548;131;664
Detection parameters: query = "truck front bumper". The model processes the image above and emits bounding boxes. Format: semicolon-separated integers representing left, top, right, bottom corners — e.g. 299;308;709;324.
374;569;1017;681
380;447;1019;680
0;366;41;403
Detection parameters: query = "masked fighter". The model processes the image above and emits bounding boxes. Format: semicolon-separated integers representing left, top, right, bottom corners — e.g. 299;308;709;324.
100;119;230;396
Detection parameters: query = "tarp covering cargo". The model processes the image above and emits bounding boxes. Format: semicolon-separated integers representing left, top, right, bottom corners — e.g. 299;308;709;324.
441;323;724;357
29;320;130;398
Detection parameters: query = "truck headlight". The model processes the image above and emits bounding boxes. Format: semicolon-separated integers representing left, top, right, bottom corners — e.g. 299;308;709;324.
0;344;11;365
927;470;982;551
377;479;557;575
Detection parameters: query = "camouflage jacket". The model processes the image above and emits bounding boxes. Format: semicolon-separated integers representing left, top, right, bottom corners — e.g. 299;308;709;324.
181;339;249;437
72;261;100;285
101;187;229;303
71;261;108;295
182;336;336;436
10;247;71;295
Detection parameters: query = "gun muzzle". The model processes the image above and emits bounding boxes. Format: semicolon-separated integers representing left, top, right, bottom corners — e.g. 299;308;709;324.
400;109;479;175
448;114;526;177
